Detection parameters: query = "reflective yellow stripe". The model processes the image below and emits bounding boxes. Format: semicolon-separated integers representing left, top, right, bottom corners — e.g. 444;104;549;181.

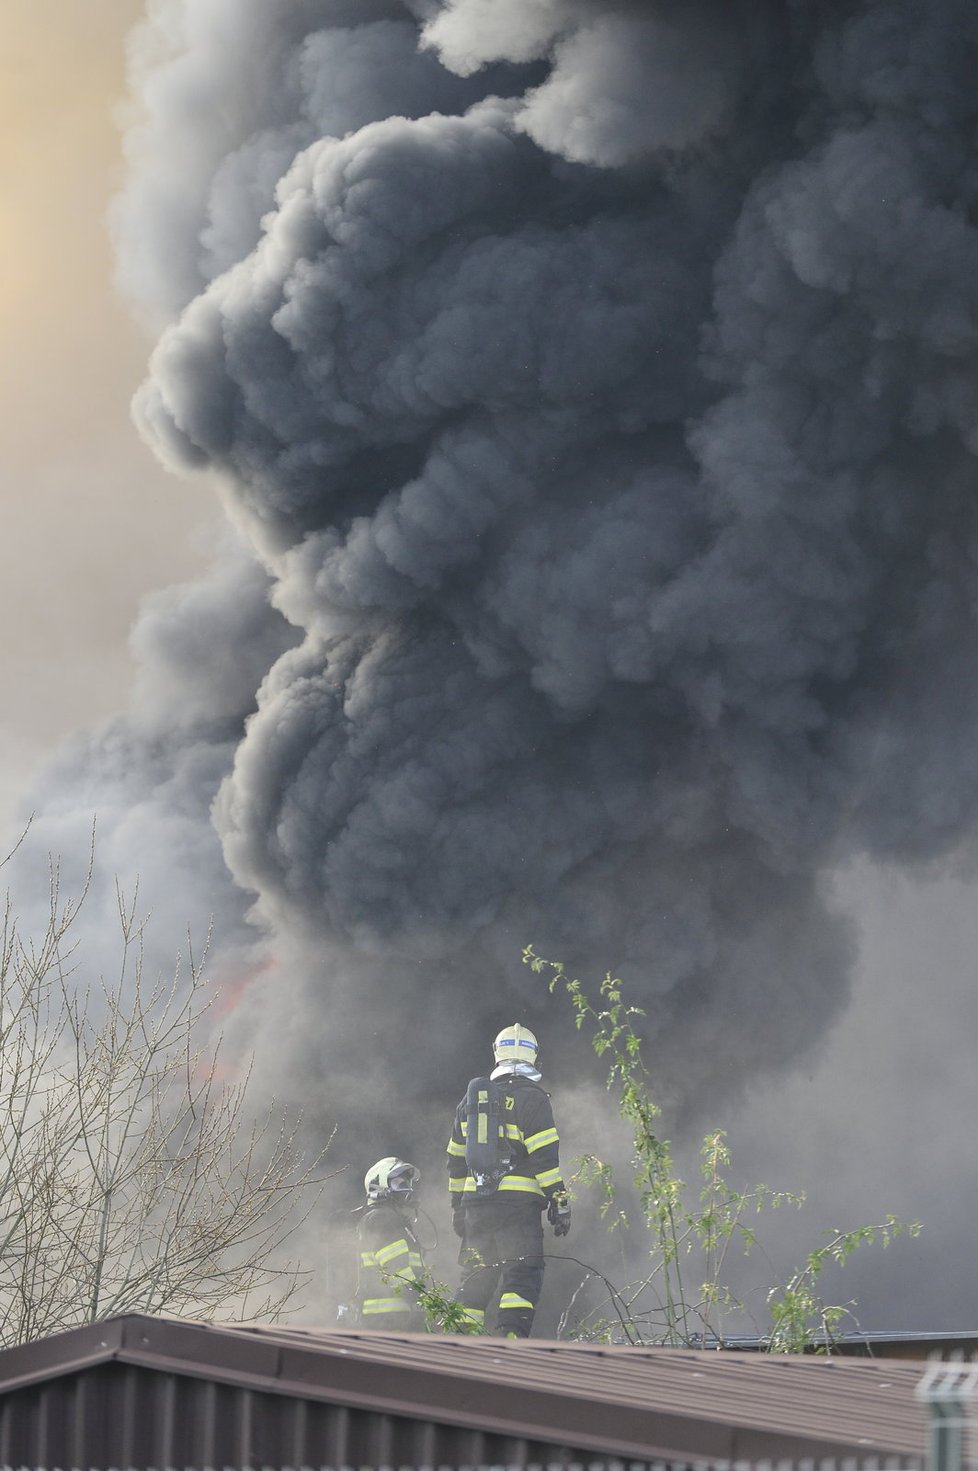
498;1174;544;1196
446;1138;467;1157
458;1172;544;1196
408;1252;423;1270
360;1251;377;1267
462;1115;506;1145
375;1238;409;1266
525;1127;559;1153
448;1174;466;1192
362;1297;411;1315
536;1167;563;1189
456;1301;487;1336
499;1292;535;1311
477;1088;489;1143
504;1123;522;1141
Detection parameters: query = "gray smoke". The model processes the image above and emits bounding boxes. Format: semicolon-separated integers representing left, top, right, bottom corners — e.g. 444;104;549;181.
12;0;978;1325
5;530;295;1003
126;0;978;1093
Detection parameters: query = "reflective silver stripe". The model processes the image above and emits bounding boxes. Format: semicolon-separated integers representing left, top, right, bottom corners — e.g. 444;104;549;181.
536;1167;563;1189
504;1122;522;1141
360;1251;377;1267
447;1138;467;1157
525;1127;559;1153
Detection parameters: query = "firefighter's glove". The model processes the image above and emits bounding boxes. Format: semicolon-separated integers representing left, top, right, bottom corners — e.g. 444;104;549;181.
548;1194;572;1238
452;1208;466;1239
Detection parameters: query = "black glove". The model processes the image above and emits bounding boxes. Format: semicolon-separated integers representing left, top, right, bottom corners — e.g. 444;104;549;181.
547;1195;571;1238
452;1208;466;1239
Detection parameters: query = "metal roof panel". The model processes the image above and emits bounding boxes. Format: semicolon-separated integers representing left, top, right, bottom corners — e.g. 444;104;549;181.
0;1314;930;1467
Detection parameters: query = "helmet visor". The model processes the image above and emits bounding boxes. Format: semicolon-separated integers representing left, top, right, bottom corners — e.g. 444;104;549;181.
388;1163;420;1194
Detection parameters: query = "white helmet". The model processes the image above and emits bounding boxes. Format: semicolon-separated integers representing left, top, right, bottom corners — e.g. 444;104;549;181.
364;1156;420;1202
493;1023;540;1069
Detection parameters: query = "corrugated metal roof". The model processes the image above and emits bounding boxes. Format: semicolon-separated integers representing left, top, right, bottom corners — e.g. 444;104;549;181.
679;1330;978;1359
0;1314;929;1469
246;1323;929;1460
0;1318;929;1465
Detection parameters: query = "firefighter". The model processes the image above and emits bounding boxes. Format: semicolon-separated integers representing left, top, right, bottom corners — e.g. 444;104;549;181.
354;1156;426;1330
446;1023;570;1338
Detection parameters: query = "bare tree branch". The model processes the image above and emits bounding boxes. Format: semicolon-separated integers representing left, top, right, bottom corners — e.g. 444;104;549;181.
0;854;332;1345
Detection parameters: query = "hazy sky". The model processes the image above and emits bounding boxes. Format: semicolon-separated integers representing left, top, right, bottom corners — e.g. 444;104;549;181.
0;1;215;824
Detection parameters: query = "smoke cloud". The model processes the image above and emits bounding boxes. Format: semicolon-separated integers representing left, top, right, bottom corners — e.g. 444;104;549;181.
12;0;978;1325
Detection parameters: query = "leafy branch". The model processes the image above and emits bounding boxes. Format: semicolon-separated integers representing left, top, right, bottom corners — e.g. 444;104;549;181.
523;945;920;1350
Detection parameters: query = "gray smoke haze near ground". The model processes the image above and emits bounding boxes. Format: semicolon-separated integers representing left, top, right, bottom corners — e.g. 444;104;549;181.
710;857;978;1336
5;532;295;1000
12;0;978;1326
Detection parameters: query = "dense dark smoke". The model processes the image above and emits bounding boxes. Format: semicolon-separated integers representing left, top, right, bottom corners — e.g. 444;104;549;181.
11;0;978;1324
119;0;978;1107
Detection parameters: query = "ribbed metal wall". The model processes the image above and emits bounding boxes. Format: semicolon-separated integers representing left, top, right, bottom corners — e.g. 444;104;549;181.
0;1464;921;1471
0;1361;658;1471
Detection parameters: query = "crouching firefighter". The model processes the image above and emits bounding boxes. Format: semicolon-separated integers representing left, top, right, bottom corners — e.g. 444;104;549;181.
353;1157;426;1330
446;1024;570;1338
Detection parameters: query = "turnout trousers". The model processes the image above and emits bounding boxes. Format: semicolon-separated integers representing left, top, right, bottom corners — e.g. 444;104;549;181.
457;1194;545;1338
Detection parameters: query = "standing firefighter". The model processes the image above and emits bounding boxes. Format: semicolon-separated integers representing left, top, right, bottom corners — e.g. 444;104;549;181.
447;1023;570;1337
354;1157;426;1330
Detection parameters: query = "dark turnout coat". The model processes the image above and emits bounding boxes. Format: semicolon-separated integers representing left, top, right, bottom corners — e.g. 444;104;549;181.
446;1071;567;1337
446;1072;565;1208
355;1200;425;1330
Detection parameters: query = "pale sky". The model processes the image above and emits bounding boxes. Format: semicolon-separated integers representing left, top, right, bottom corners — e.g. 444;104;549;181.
0;1;215;824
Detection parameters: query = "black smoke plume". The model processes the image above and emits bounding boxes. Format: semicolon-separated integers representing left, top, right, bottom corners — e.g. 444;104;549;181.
14;0;978;1322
